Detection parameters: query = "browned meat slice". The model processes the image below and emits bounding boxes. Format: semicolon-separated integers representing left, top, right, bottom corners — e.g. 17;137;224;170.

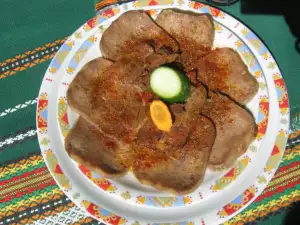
196;48;259;104
186;70;199;86
133;116;215;194
65;117;131;177
67;57;113;116
67;57;148;144
132;86;216;195
156;9;214;70
100;10;179;61
201;92;257;169
185;86;208;116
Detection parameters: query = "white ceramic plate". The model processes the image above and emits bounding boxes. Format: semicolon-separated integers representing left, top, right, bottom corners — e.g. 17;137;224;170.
36;1;290;224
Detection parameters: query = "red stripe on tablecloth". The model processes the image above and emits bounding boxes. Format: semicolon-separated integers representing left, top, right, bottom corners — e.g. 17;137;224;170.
275;161;299;174
1;177;56;203
255;167;300;202
0;166;49;188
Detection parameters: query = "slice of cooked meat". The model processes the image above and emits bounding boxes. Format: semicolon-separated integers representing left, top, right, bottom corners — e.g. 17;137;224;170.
65;117;131;177
67;57;113;115
186;70;199;86
67;57;148;143
201;92;257;169
144;53;179;71
196;48;259;104
133;115;215;195
132;85;215;195
100;10;179;61
113;44;179;89
156;9;214;70
185;86;207;117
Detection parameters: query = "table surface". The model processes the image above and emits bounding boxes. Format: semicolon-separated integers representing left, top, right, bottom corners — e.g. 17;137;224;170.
0;0;299;224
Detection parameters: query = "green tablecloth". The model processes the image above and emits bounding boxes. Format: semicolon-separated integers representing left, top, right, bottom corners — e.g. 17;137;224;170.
0;0;299;224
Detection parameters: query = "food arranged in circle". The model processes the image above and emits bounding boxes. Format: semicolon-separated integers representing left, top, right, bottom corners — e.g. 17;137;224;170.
65;9;258;195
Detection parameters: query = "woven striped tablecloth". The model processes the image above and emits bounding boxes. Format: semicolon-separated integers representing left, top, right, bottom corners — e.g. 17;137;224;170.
0;0;299;224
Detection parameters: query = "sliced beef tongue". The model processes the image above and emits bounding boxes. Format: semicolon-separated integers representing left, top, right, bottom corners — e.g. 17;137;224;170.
201;92;257;169
67;57;113;119
133;114;216;195
66;55;155;177
155;10;258;105
67;57;148;144
185;86;207;116
196;48;259;104
156;9;215;71
65;117;131;178
132;84;216;194
66;9;259;192
100;10;179;62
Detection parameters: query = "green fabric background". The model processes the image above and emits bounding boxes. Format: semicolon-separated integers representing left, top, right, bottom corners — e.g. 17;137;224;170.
0;0;94;61
0;0;95;191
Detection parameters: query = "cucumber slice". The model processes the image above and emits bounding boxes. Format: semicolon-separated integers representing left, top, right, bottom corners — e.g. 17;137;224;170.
150;66;191;103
